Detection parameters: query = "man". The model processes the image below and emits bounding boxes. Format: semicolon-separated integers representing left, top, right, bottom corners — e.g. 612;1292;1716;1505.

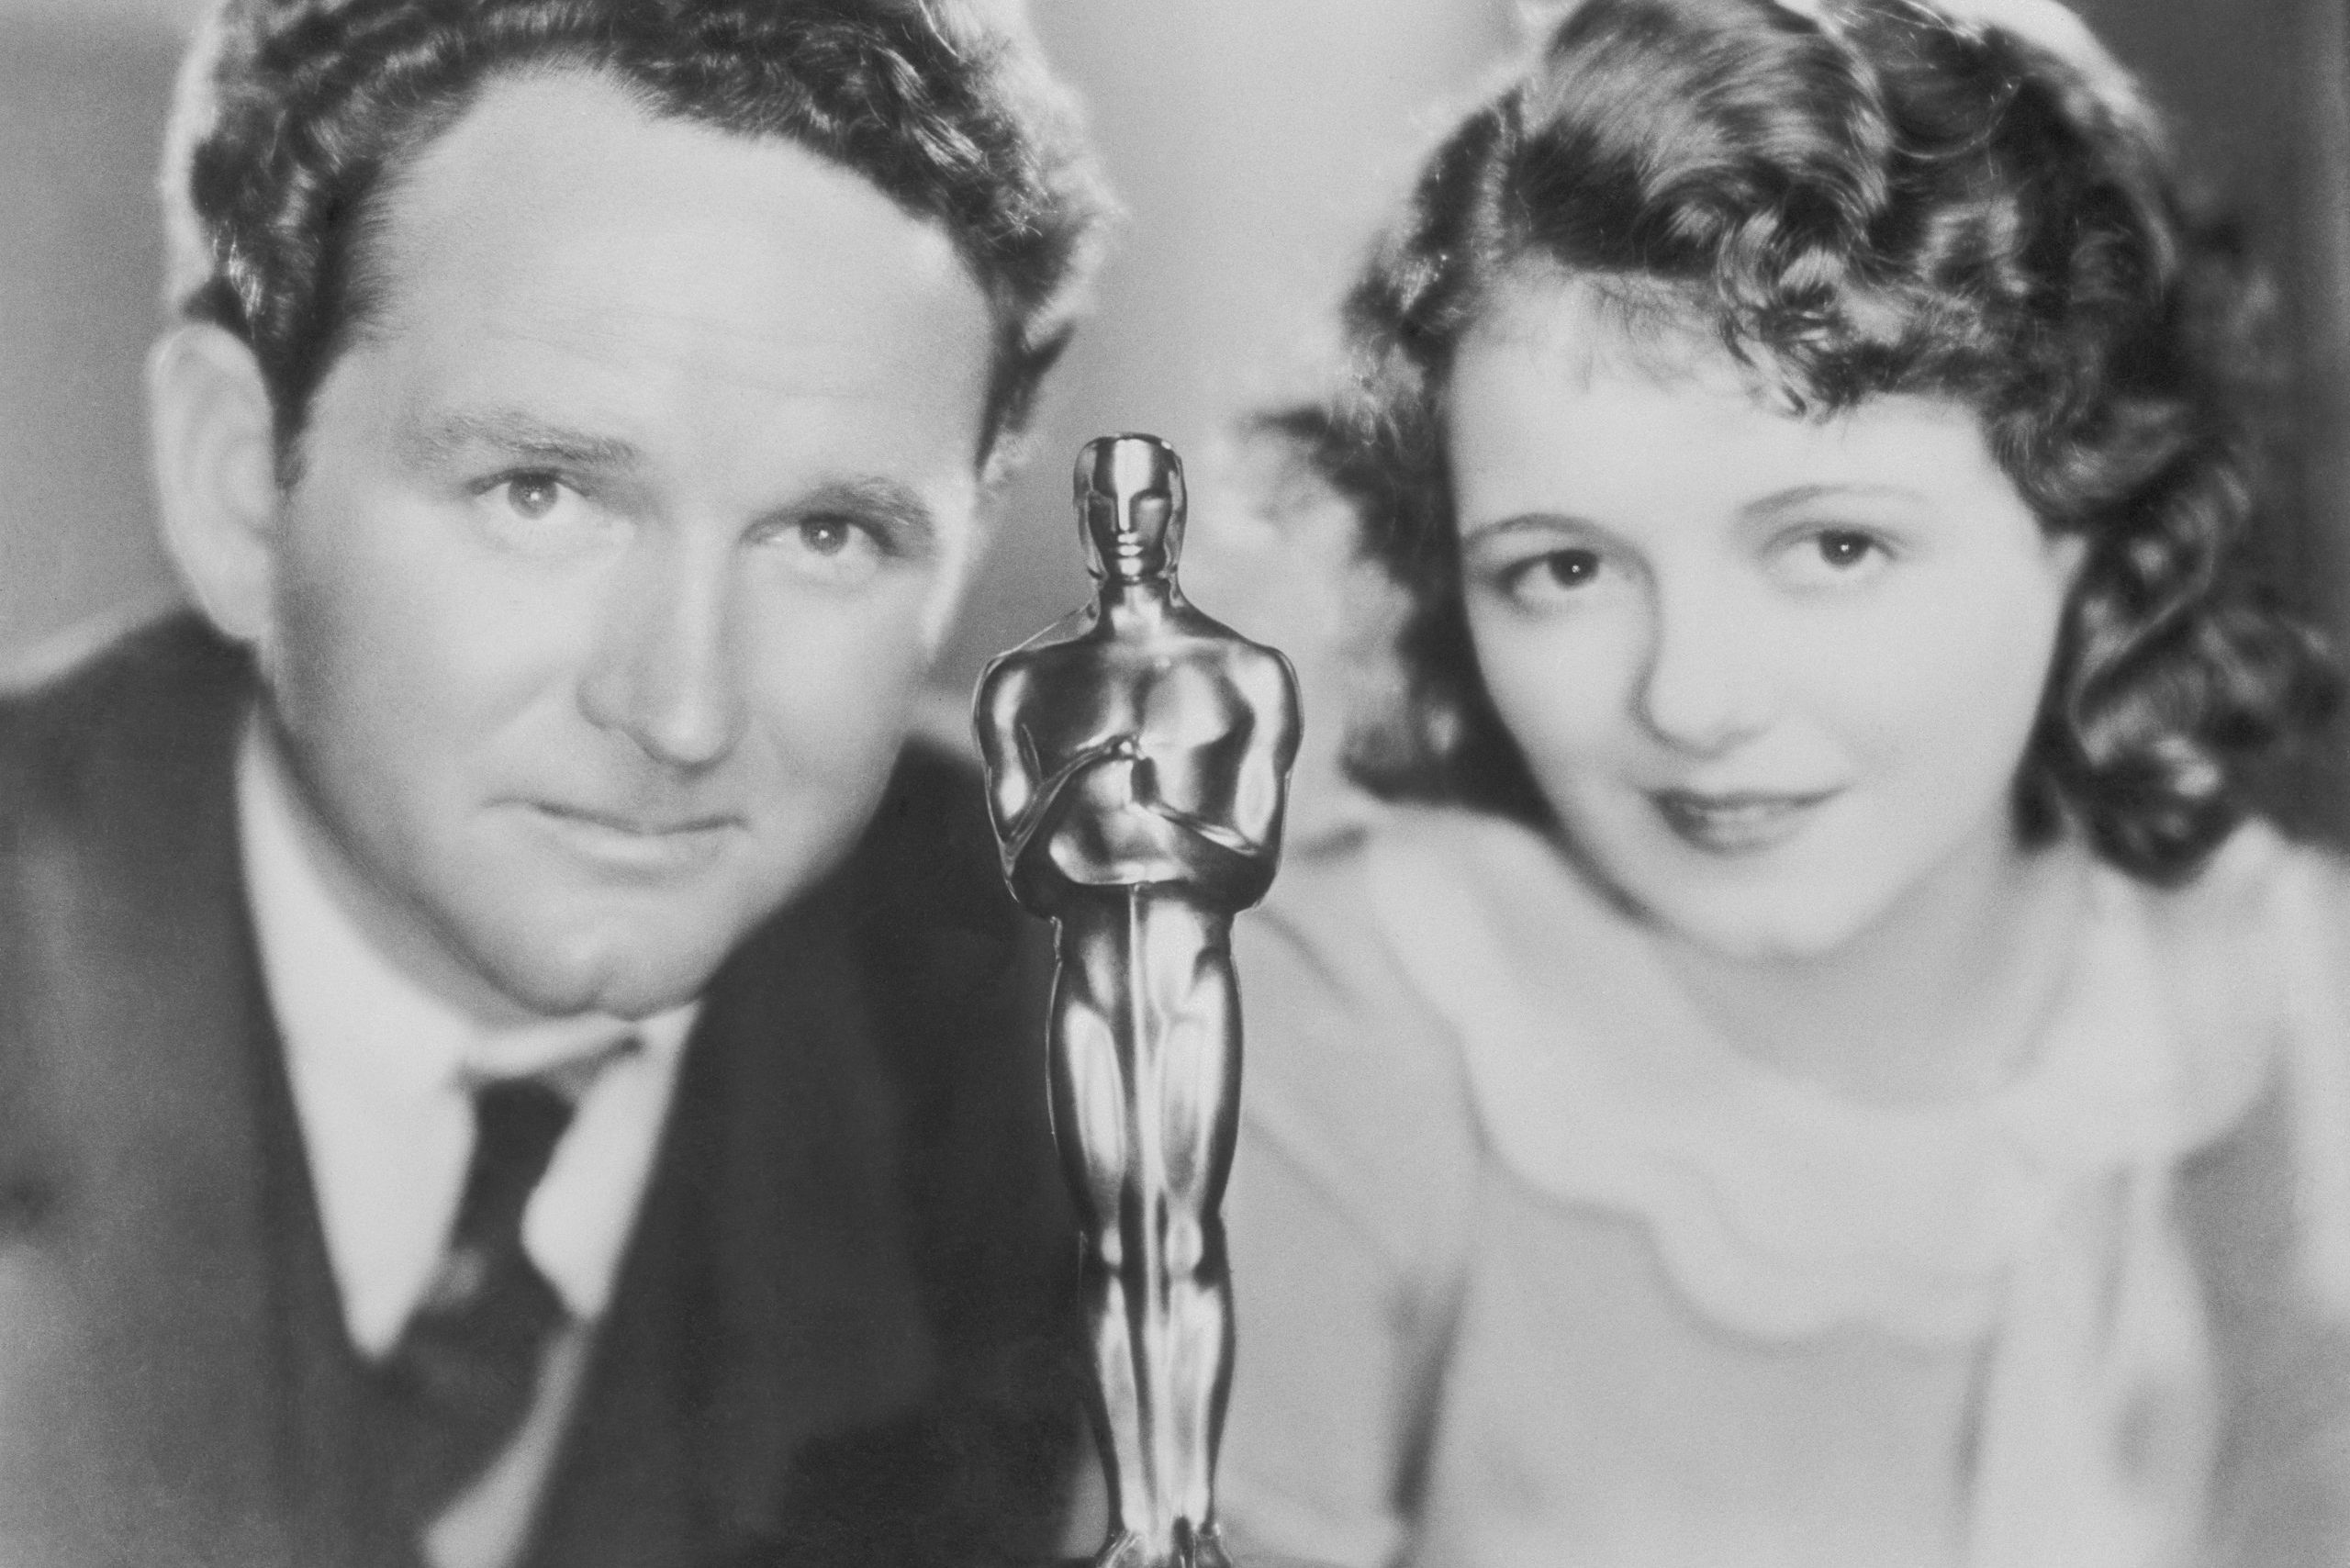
0;3;1107;1565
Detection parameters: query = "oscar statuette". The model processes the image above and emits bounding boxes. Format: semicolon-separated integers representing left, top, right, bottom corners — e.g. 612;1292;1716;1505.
976;435;1307;1568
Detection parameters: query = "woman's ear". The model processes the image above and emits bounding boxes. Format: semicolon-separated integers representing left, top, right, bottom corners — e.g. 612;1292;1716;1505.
148;322;282;647
2046;527;2091;589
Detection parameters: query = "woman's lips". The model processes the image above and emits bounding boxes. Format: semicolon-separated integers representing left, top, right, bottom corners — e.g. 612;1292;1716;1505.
1647;788;1841;855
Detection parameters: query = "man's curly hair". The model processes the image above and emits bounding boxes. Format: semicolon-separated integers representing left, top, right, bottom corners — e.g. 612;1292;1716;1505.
161;0;1109;476
1315;0;2335;883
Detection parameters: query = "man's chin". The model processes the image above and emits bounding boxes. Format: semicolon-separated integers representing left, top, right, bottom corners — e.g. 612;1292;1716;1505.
467;926;735;1024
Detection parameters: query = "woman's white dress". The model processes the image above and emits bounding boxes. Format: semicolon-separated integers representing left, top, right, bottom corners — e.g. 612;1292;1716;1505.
1218;808;2350;1568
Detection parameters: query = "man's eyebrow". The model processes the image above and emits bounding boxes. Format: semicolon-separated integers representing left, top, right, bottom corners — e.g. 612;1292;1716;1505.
406;410;642;469
780;476;942;542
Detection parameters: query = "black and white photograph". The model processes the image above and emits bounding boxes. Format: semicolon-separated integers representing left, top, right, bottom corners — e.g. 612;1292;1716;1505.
2;1;2346;1565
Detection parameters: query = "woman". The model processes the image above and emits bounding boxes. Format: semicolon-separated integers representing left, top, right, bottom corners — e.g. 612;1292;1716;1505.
1213;1;2350;1563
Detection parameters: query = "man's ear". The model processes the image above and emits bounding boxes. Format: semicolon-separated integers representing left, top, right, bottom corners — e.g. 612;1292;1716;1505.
148;322;282;647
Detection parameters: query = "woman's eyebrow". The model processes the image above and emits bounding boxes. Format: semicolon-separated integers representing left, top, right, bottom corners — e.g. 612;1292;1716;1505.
404;409;643;470
1741;482;1930;521
1460;510;1602;549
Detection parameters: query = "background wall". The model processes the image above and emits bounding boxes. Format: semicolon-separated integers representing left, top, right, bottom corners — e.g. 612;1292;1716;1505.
2;0;2344;828
0;6;187;663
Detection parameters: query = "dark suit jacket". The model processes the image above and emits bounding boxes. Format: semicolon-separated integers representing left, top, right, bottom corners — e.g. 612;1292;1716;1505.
0;614;1083;1568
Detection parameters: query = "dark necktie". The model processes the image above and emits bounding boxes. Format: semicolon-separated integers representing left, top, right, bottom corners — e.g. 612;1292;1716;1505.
374;1072;581;1530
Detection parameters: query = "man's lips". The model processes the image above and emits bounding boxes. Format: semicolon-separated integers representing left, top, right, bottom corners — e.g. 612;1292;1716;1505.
1647;787;1841;855
519;800;745;873
533;801;741;835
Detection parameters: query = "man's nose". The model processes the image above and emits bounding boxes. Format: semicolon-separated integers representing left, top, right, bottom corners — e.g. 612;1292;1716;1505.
578;533;747;769
1634;579;1773;755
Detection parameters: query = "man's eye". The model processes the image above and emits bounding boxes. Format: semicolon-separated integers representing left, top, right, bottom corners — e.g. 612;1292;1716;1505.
767;513;888;588
799;517;863;556
470;470;606;556
501;473;567;520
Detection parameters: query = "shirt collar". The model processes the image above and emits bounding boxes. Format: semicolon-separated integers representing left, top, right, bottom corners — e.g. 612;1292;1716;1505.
237;717;697;1354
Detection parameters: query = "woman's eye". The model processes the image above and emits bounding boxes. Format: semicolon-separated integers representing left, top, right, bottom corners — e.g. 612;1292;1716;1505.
1774;526;1893;588
1815;530;1877;569
1499;546;1604;605
1541;549;1601;587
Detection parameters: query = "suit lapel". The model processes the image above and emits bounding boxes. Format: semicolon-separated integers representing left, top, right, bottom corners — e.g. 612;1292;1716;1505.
3;622;302;1565
527;868;933;1568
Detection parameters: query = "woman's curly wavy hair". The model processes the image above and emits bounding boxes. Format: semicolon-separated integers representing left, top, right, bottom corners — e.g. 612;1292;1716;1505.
161;0;1109;479
1321;0;2335;882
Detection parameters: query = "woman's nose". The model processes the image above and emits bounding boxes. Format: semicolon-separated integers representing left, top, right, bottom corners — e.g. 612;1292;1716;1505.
1634;581;1774;755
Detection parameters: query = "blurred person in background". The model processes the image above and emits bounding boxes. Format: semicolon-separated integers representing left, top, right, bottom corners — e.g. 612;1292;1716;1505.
1214;1;2350;1563
0;2;1108;1565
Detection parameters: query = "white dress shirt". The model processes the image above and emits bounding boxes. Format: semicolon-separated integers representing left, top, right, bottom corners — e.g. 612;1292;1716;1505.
235;720;697;1562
